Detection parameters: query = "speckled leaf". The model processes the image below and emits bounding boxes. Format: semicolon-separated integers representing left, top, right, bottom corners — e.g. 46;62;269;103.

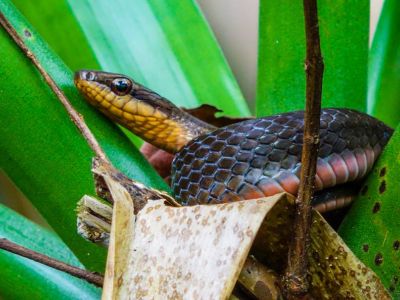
77;194;282;299
256;0;368;116
251;196;389;299
0;204;100;299
79;174;389;299
107;196;282;299
0;0;169;272
368;0;400;128
339;125;400;296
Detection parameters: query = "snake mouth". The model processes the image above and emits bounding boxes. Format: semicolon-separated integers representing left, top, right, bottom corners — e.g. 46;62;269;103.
74;72;114;112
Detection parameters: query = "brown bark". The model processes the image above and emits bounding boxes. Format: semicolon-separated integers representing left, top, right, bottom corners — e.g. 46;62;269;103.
0;238;104;287
283;0;324;298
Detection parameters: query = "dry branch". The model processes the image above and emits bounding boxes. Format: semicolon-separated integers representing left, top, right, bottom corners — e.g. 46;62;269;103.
283;0;324;297
0;238;104;287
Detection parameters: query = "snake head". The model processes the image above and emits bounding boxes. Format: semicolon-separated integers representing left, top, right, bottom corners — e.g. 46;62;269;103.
74;70;212;153
74;70;179;116
74;69;178;120
75;70;138;96
75;70;140;104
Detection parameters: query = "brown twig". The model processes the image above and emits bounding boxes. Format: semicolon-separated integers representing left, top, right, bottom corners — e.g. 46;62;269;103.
0;238;104;287
283;0;324;298
0;12;108;162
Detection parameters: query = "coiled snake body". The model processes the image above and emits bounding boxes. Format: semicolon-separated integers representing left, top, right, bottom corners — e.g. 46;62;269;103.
75;70;393;212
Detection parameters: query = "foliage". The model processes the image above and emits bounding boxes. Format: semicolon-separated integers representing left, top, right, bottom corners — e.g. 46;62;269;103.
339;126;400;293
339;0;400;294
0;0;168;272
12;0;250;117
367;0;400;127
0;204;100;299
257;0;368;116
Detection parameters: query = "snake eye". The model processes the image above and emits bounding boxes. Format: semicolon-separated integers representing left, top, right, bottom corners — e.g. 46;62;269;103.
111;78;132;95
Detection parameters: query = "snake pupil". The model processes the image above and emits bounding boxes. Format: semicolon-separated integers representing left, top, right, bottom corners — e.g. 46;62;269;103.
111;78;132;95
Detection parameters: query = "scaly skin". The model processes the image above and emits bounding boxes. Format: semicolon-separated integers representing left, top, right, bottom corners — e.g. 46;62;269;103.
171;109;392;207
74;70;214;153
75;70;393;211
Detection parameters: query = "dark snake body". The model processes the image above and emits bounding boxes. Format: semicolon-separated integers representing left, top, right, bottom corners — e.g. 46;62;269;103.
171;108;393;207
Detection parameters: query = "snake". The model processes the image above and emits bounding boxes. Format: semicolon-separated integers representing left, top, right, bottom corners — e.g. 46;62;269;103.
74;70;393;213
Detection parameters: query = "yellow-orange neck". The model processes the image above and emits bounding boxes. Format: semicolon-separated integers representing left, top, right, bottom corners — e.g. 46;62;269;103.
75;76;215;153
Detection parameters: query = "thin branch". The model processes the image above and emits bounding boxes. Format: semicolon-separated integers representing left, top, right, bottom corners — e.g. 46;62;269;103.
284;0;324;298
0;238;104;287
0;12;108;162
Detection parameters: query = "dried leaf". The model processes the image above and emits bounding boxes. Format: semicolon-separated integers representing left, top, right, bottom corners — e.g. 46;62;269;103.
91;158;178;213
236;256;281;299
77;195;111;247
115;196;284;299
184;104;253;127
101;174;136;299
250;195;390;299
140;143;174;179
308;212;390;299
78;162;389;299
77;197;282;299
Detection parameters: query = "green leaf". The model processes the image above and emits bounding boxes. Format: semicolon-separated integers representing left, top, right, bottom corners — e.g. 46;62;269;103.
338;2;400;295
368;0;400;128
339;126;400;295
256;0;368;116
12;0;250;117
0;203;101;299
11;0;100;71
0;0;169;271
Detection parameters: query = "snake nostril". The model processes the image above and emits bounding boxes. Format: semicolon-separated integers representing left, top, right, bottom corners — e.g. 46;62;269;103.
75;70;96;82
84;71;95;81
